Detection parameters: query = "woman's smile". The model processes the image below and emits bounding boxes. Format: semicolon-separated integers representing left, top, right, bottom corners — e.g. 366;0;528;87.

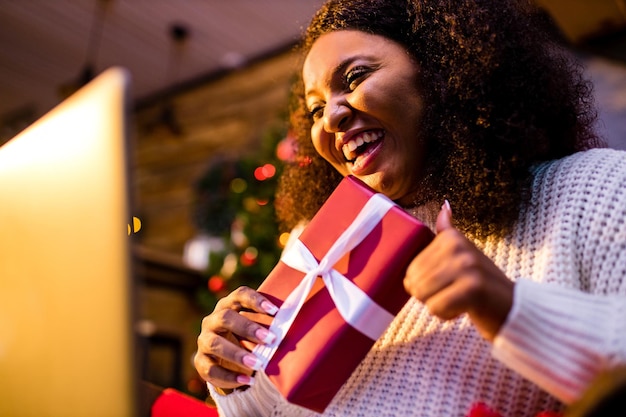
339;129;384;171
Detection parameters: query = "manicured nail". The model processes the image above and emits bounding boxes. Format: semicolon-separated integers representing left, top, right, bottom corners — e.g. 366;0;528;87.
261;300;279;316
443;199;451;212
242;354;263;371
255;327;276;344
236;374;255;385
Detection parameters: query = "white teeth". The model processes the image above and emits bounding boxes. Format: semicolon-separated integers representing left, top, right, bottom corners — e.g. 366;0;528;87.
341;130;383;161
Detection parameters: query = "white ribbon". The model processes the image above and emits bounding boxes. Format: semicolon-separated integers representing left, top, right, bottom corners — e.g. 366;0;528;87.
253;193;397;370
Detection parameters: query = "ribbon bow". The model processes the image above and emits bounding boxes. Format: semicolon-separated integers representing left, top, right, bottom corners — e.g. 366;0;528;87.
253;193;398;369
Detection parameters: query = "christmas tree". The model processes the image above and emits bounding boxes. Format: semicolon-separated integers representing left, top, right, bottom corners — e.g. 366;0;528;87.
192;122;297;313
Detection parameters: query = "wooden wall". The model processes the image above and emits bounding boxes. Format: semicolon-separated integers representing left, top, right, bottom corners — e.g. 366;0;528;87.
133;47;300;257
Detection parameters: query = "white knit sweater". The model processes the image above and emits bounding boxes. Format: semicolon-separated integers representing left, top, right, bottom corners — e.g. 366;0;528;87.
209;148;626;417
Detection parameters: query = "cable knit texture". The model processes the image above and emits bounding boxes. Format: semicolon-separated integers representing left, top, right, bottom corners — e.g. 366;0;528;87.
210;149;626;417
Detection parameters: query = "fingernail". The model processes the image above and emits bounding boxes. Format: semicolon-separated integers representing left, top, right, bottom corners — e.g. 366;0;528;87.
255;327;276;344
242;354;263;371
236;374;255;385
261;300;279;316
443;199;451;212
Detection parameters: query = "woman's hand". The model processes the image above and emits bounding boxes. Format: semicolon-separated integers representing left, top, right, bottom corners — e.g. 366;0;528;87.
193;286;279;391
403;202;514;341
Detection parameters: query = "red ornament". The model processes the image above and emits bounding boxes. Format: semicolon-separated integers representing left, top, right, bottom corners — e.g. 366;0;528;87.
208;275;226;293
254;163;276;181
262;163;276;178
254;166;266;181
240;247;258;266
240;253;256;266
276;134;297;162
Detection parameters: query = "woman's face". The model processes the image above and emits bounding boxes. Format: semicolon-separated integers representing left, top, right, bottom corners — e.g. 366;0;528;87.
303;30;426;204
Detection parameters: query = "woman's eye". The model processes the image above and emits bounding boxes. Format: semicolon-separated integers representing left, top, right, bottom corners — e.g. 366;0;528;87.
346;66;369;91
309;105;324;121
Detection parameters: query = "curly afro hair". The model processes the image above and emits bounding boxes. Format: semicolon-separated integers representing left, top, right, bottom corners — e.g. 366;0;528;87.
275;0;603;238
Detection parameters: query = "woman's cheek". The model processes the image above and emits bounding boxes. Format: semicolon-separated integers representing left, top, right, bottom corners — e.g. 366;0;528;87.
311;124;341;166
310;123;325;154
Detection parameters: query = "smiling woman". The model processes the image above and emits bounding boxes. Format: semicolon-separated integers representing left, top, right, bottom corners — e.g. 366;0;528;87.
279;0;603;239
303;30;426;204
193;1;626;416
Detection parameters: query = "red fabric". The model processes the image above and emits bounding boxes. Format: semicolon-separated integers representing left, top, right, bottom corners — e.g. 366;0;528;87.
257;176;434;412
467;403;503;417
467;402;562;417
151;388;218;417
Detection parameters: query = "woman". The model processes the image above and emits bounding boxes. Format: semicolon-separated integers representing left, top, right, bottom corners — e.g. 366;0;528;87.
194;0;626;415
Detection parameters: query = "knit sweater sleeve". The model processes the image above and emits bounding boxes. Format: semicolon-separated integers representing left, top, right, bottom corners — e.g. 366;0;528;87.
492;149;626;404
492;279;626;403
207;372;311;417
208;373;288;417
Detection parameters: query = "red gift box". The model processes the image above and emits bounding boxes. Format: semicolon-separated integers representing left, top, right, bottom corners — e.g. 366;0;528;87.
151;388;218;417
252;176;434;412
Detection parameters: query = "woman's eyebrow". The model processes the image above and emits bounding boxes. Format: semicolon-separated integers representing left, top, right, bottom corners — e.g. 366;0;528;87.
305;55;370;97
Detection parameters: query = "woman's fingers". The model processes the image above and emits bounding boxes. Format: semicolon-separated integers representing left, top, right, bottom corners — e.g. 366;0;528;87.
194;286;279;389
405;228;467;299
420;269;487;320
214;286;279;316
194;354;255;389
204;308;275;345
194;330;262;388
404;202;514;341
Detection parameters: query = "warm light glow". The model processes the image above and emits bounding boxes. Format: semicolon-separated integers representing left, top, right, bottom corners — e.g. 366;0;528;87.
133;216;141;232
254;166;266;181
243;246;258;259
276;134;297;162
208;275;226;292
0;102;119;178
183;234;224;270
240;246;258;267
243;196;260;212
220;253;238;278
230;177;247;193
262;163;276;178
279;232;291;248
127;216;141;235
253;163;276;181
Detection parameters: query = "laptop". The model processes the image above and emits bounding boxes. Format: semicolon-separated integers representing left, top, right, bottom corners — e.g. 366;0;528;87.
0;67;138;417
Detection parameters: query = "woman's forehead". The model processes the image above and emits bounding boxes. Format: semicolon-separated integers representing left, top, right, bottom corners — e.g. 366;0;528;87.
302;31;397;89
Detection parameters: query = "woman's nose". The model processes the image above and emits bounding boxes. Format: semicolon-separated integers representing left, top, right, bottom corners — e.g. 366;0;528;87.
323;98;352;133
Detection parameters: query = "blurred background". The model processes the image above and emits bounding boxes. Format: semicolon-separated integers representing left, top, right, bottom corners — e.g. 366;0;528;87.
1;0;625;401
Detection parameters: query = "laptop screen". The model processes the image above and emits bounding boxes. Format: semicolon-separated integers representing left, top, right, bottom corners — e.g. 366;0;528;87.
0;67;138;417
